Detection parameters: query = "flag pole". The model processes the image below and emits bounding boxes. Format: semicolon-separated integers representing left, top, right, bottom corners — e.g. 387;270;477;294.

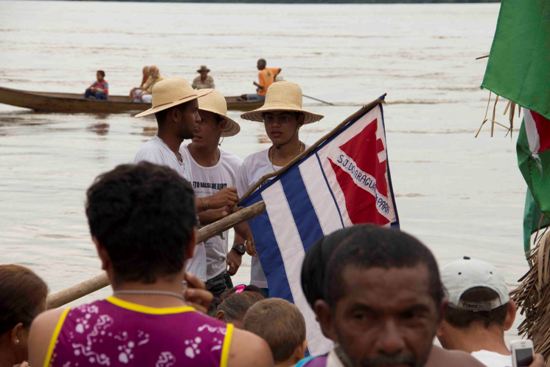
46;201;266;309
240;94;387;202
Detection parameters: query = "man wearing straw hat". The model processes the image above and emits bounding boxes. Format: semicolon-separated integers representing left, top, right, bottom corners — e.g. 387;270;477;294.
236;80;323;294
181;89;245;295
192;65;215;90
134;78;240;236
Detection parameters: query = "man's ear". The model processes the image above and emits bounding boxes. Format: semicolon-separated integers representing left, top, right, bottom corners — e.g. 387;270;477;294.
92;236;110;272
503;300;517;331
313;299;336;340
168;107;181;124
292;339;308;361
184;229;197;261
10;322;25;345
215;310;225;321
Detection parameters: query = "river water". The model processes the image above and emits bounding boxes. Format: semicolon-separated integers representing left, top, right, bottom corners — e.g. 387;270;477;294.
0;0;526;324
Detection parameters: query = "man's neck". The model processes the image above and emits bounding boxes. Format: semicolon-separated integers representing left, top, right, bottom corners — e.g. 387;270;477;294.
111;275;187;308
443;325;510;355
157;130;183;156
270;139;303;167
188;143;220;167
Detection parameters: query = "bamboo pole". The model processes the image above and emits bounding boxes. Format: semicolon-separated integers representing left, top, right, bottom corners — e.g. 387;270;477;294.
46;201;266;309
240;95;386;201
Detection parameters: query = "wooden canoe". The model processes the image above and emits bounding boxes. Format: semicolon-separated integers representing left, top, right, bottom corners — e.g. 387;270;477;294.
0;86;262;114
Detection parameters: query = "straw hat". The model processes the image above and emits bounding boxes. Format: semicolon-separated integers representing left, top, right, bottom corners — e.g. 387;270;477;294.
197;65;210;73
198;89;240;137
240;81;323;124
135;77;211;118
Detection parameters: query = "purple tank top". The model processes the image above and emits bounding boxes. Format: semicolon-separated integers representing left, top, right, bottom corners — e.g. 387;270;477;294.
46;297;233;367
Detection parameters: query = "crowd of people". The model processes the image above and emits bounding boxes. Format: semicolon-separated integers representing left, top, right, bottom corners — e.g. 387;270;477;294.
2;70;546;367
83;58;281;102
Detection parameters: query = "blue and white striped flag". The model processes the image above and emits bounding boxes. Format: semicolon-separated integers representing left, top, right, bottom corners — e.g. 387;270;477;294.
240;101;399;355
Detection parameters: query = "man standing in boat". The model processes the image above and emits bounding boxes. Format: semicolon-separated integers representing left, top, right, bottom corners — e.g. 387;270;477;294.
243;59;281;102
181;89;244;297
134;78;240;281
237;80;323;295
192;65;215;89
84;70;108;100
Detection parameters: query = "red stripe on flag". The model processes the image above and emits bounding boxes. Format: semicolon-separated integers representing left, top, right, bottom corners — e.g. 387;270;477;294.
532;111;550;153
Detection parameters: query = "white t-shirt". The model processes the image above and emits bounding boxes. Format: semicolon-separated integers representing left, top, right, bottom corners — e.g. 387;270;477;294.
236;148;282;288
471;350;512;367
134;136;191;181
134;136;206;278
182;145;242;280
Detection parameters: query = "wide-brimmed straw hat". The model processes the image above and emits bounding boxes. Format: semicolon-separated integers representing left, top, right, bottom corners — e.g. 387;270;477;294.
135;77;211;118
197;65;210;73
240;81;323;124
198;89;240;137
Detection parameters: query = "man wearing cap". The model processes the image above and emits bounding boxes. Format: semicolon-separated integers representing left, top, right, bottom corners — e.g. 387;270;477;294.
437;256;518;366
181;89;244;294
237;80;323;294
192;65;215;90
134;78;240;280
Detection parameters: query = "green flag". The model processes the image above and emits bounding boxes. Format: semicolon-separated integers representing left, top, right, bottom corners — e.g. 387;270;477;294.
481;0;550;120
517;114;550;254
522;188;550;255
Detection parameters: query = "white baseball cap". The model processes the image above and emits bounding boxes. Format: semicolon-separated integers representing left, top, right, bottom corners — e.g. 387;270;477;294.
441;256;510;312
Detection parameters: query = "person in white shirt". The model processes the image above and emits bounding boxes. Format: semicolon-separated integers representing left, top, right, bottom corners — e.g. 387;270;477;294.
236;81;324;294
134;78;239;281
182;89;244;292
437;256;518;367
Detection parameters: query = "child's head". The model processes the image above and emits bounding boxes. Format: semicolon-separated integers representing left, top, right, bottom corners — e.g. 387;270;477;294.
215;285;264;328
243;298;307;366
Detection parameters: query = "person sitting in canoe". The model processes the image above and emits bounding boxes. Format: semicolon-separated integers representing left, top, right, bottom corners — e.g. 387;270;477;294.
133;65;163;103
84;70;108;100
192;65;215;89
129;65;150;100
242;59;281;101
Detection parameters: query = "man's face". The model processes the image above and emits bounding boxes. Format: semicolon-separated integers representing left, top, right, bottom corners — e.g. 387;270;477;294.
96;72;104;82
175;99;201;140
199;71;209;79
319;264;440;367
191;110;223;148
263;111;302;147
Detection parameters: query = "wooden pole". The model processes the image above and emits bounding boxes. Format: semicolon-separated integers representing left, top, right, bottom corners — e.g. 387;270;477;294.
46;201;266;309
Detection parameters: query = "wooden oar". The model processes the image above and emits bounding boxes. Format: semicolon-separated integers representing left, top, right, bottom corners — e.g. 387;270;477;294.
46;201;266;309
302;94;334;106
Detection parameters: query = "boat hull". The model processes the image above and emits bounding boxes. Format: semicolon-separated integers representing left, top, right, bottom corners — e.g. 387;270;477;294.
0;86;262;114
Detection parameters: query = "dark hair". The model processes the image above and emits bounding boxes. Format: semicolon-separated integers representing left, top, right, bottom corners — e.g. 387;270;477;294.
301;226;362;308
301;225;444;309
97;70;105;77
85;162;196;284
0;265;48;335
444;287;508;328
216;285;264;323
324;225;443;308
243;298;306;363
